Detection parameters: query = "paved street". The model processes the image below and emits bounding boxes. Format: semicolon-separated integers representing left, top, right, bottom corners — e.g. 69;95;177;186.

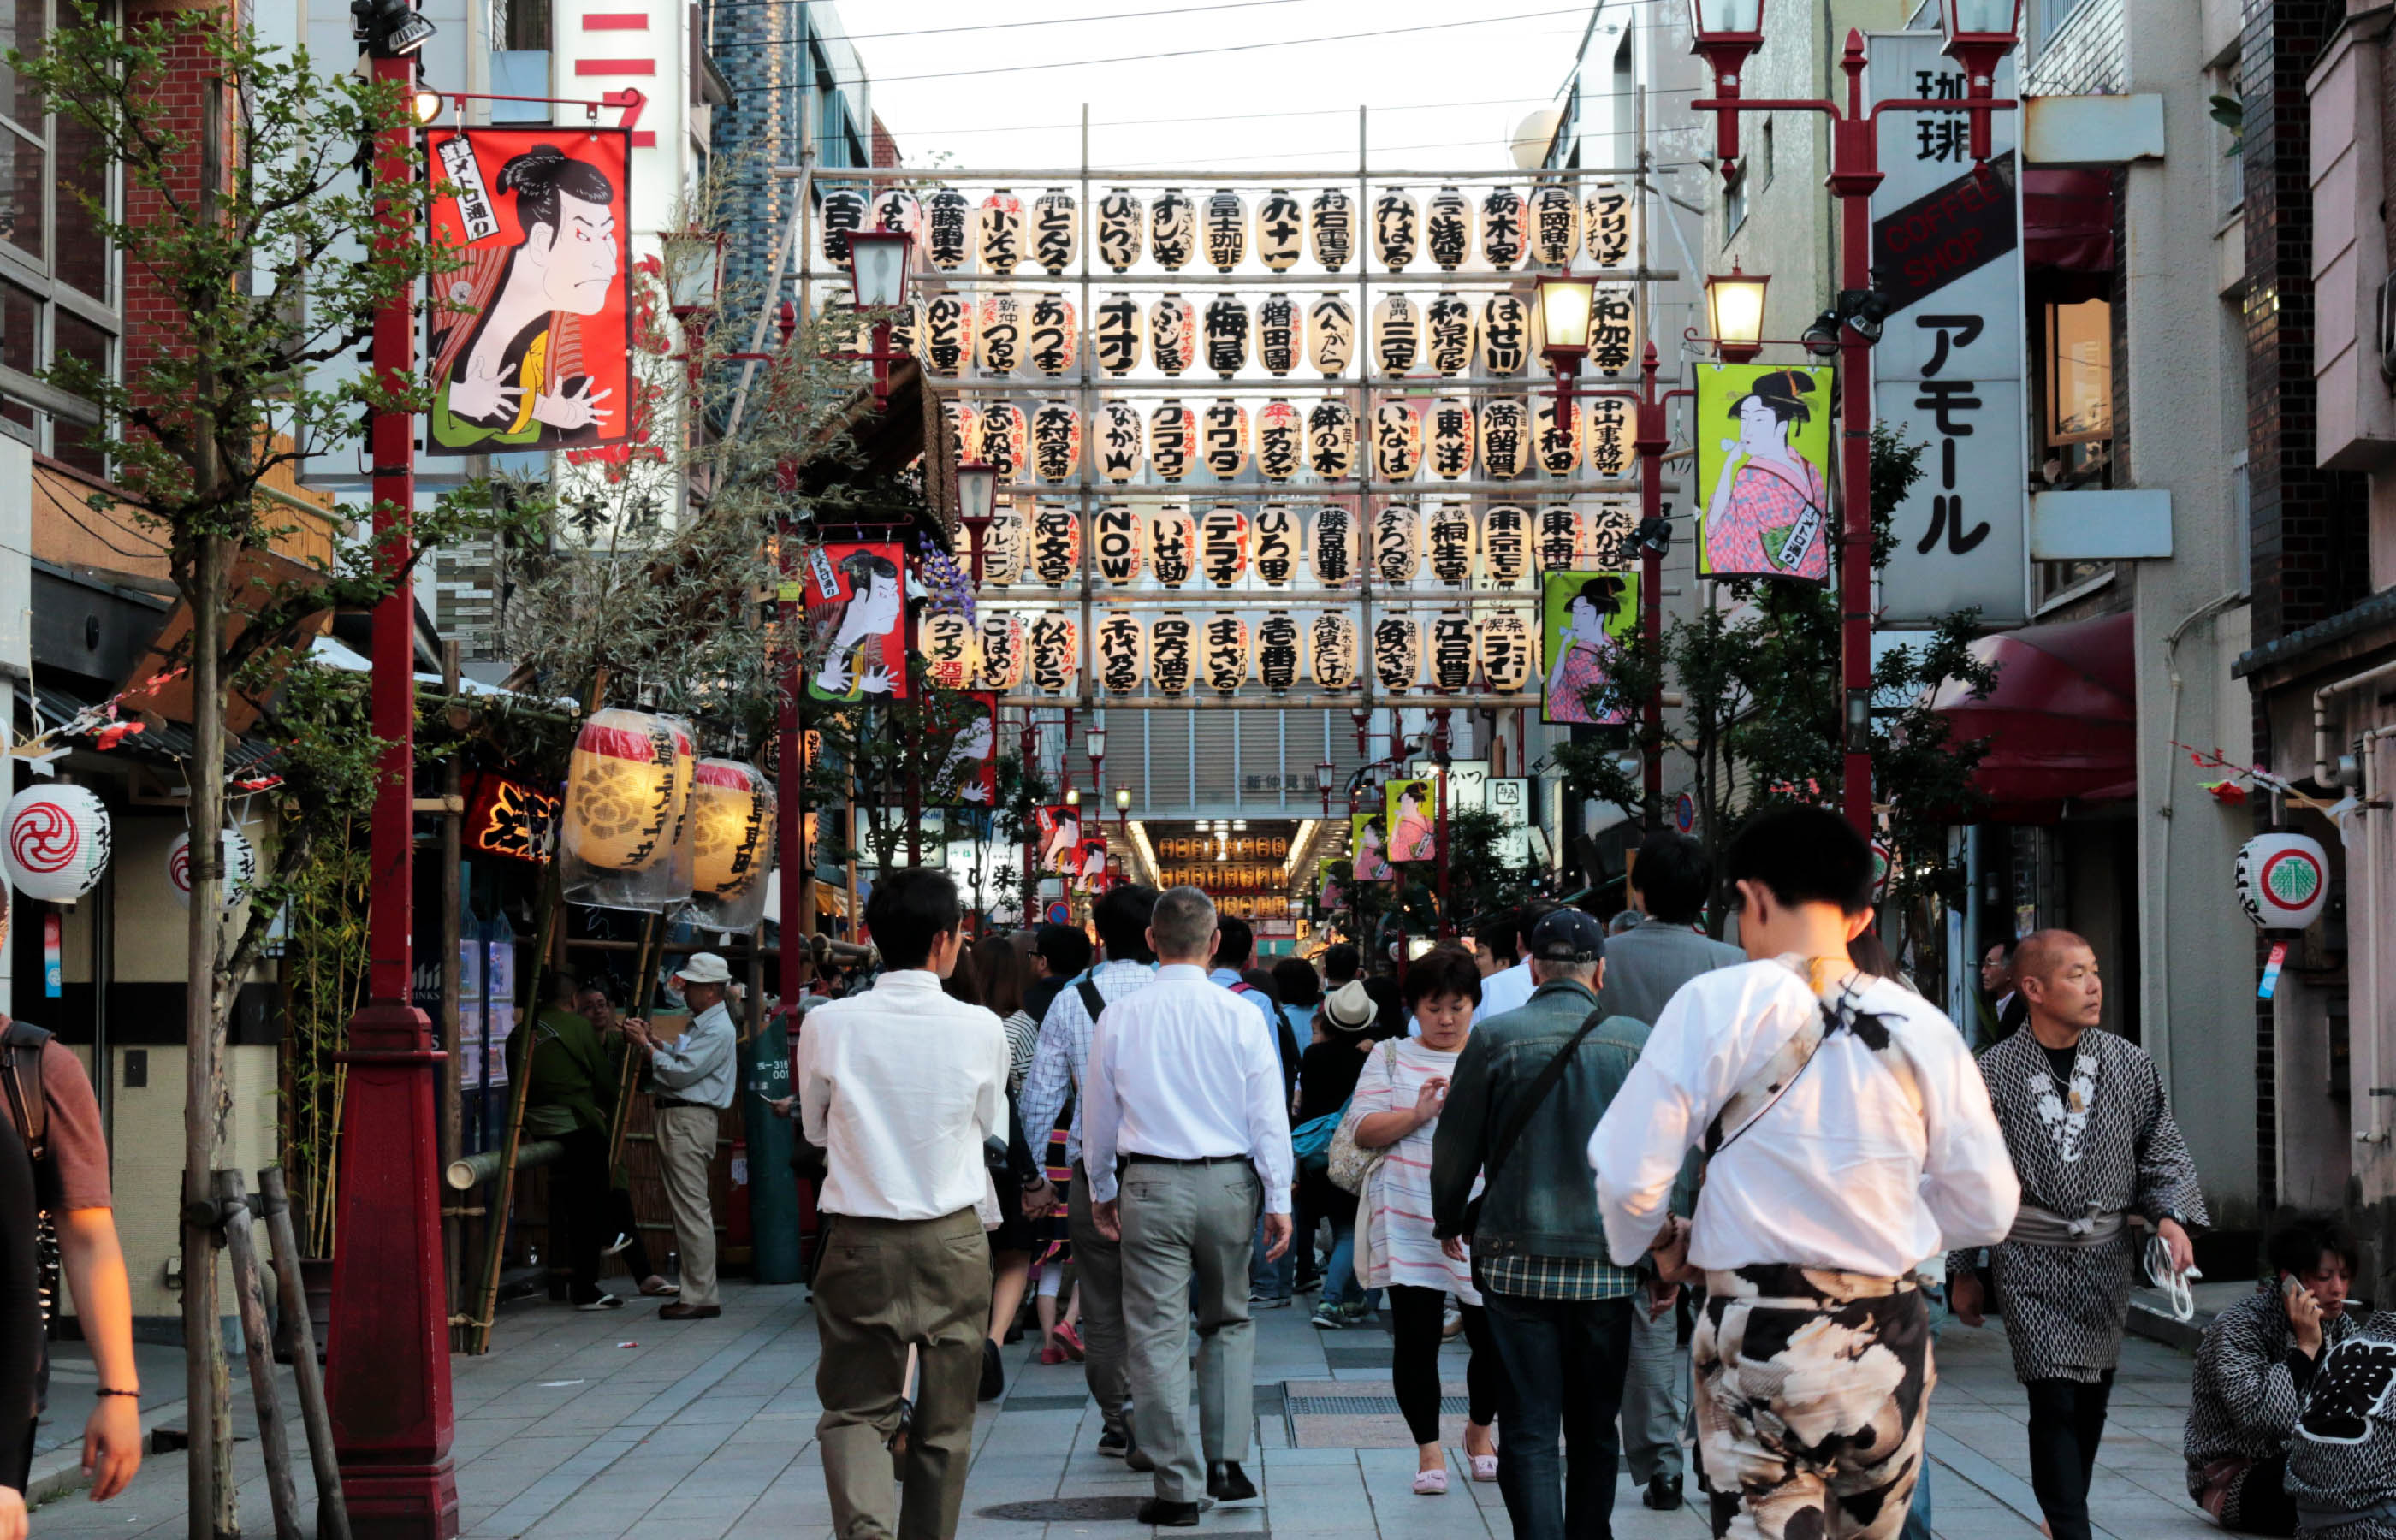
30;1280;2221;1539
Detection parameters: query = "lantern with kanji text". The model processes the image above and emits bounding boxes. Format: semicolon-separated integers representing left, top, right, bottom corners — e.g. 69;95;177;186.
1583;181;1634;268
1152;293;1198;376
1427;398;1475;481
1311;610;1358;688
1537;504;1586;572
976;288;1025;375
1307;398;1357;479
1308;293;1354;375
1372;292;1420;376
1201;399;1249;479
1198;505;1250;587
1424;187;1470;270
1204;188;1248;271
1586;395;1633;477
1482;504;1531;588
1481;293;1530;376
920;290;974;376
684;759;776;933
1093;400;1143;483
561;708;697;909
978;610;1028;689
1373;502;1420;583
1426;500;1477;584
1032;187;1077;275
1032;503;1082;586
1096;187;1142;270
1096;612;1147;696
1149;505;1197;587
1533;396;1579;476
1094;503;1145;584
1256;188;1302;270
1429;612;1474;690
1257;293;1301;376
1151;187;1196;270
1094;292;1142;376
1029;612;1078;694
1371;400;1423;481
1309;504;1358;587
1526;182;1578;266
820;187;865;267
1257;612;1302;692
1203;613;1250;692
1150;613;1195;694
925;187;970;270
1312;187;1355;270
1031;400;1081;483
1481;397;1533;480
1373;614;1420;690
1028;292;1076;376
1373;187;1418;270
1253;503;1298;584
1150;400;1197;482
976;400;1027;482
922;612;980;689
1480;610;1537;691
1257;399;1302;482
1203;294;1250;377
978;189;1024;274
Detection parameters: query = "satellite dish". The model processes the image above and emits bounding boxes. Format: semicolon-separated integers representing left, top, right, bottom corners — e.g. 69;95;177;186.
1510;107;1564;171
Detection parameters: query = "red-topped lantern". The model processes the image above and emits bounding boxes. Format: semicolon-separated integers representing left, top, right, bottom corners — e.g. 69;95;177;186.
1942;0;2023;160
1687;0;1766;178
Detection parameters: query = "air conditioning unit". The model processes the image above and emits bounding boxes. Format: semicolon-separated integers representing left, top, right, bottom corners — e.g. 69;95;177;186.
2377;273;2396;383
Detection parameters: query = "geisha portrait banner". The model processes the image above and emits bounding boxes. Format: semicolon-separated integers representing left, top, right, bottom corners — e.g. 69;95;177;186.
1696;364;1834;585
1385;778;1438;862
426;127;632;456
803;543;909;701
1349;813;1392;882
1541;569;1640;726
1034;805;1082;874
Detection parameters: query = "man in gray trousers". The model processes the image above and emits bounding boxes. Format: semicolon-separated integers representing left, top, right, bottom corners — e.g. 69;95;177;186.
1087;886;1293;1527
1596;831;1746;1513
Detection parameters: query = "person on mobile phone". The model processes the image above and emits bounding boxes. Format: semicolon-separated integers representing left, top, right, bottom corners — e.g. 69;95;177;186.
2185;1213;2365;1534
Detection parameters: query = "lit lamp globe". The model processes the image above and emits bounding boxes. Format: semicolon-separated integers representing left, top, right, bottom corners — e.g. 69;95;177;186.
1705;262;1770;364
1533;272;1597;378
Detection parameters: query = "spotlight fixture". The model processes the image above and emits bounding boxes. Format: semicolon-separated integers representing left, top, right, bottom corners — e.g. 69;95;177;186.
1801;310;1843;358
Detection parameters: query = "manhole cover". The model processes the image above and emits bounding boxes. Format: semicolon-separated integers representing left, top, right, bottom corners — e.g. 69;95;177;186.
975;1497;1154;1522
1286;1394;1472;1416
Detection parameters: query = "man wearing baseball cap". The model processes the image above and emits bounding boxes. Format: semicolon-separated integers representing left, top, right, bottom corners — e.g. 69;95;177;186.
624;951;740;1319
1430;908;1652;1540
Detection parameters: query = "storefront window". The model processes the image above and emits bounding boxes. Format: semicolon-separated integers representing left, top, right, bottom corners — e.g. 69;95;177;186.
2045;299;2111;444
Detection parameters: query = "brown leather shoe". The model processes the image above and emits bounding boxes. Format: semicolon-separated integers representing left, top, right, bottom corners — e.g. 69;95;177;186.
656;1302;721;1320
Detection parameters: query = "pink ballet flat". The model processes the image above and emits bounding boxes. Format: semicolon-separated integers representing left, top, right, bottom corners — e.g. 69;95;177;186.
1470;1454;1498;1483
1412;1469;1448;1496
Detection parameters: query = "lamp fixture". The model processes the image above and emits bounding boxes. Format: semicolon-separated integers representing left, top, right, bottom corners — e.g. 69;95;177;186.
1941;0;2024;157
1115;787;1132;811
409;89;444;125
1533;273;1596;376
1705;262;1769;364
663;226;727;317
845;228;915;312
1801;310;1843;358
1065;787;1081;807
1685;0;1767;175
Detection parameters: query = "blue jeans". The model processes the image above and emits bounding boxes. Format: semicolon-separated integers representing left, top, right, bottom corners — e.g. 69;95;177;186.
1249;1212;1295;1299
1900;1282;1948;1540
1317;1221;1379;1312
1481;1290;1633;1540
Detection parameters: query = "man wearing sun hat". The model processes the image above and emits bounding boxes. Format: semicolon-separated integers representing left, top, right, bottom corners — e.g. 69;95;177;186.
624;950;739;1320
1301;980;1381;1329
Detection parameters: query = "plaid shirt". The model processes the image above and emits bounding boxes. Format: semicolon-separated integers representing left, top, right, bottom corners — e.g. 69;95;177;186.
1474;1252;1640;1303
1017;959;1155;1167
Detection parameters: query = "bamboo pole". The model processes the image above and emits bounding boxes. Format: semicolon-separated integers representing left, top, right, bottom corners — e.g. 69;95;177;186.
258;1168;351;1540
214;1170;300;1540
604;912;664;1174
466;864;555;1352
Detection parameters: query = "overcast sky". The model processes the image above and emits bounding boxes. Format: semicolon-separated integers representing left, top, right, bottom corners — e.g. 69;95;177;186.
834;0;1621;178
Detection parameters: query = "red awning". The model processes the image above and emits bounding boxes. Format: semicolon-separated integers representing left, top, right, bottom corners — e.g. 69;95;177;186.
1930;611;2135;820
2024;167;2114;274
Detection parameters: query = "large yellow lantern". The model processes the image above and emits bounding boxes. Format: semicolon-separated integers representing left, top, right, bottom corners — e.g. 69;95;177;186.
978;610;1028;689
1199;505;1251;587
1032;503;1082;586
1480;186;1525;270
1150;613;1195;695
1429;612;1474;690
1028;292;1076;376
1257;293;1302;376
1031;400;1081;483
1149;505;1198;587
1095;612;1147;696
685;758;776;932
1253;503;1298;585
1256;611;1302;692
1480;293;1530;376
1425;186;1470;271
1096;187;1142;271
922;612;980;690
1373;187;1418;270
1203;294;1250;377
977;188;1023;274
1150;400;1197;482
1203;613;1250;692
1373;502;1420;583
1308;399;1357;479
1151;293;1198;376
1426;293;1473;376
1311;611;1358;688
1094;292;1142;376
1151;187;1196;270
1427;398;1475;481
562;708;696;907
1094;504;1146;585
1480;610;1538;692
1311;187;1355;270
1256;189;1302;270
1257;399;1303;482
1426;500;1477;584
1527;183;1579;266
1029;612;1078;694
1309;505;1358;587
1201;399;1249;479
1482;505;1532;587
1372;292;1421;376
1480;397;1533;480
1371;400;1424;481
1372;614;1420;690
1092;400;1144;483
1032;187;1077;275
1203;188;1248;271
1308;294;1355;375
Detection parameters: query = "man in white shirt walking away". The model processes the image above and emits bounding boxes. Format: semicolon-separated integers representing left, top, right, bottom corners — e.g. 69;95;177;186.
625;951;740;1320
1592;805;2019;1540
796;869;1011;1540
1087;886;1294;1527
1472;902;1556;1024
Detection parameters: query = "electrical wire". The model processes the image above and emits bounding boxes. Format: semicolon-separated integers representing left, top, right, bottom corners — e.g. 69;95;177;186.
705;0;1323;33
37;475;165;563
878;84;1697;142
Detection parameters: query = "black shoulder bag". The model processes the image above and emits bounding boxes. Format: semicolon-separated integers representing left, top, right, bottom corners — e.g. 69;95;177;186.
1457;1008;1610;1241
0;1020;55;1416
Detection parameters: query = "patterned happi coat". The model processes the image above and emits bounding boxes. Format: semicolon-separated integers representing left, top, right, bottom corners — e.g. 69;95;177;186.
1975;1028;2208;1383
2289;1310;2396;1539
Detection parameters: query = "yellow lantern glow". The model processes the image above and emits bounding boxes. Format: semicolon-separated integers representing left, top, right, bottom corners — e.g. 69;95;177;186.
686;758;776;918
564;708;695;897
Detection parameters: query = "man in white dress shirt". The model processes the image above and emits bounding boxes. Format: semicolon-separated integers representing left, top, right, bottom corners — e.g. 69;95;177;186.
1591;805;2019;1540
1087;886;1294;1527
1472;901;1556;1024
796;869;1011;1540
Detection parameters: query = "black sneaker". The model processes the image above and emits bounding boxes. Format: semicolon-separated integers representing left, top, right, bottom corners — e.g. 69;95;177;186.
978;1339;1004;1402
1643;1474;1683;1511
1096;1426;1131;1459
1207;1461;1258;1503
1137;1498;1202;1527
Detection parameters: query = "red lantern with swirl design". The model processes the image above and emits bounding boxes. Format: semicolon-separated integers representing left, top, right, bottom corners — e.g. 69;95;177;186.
924;188;970;270
1096;612;1147;696
1203;613;1250;692
1424;186;1470;271
1149;505;1198;587
1203;294;1249;377
1308;399;1356;480
1257;399;1302;483
1151;293;1198;376
1371;400;1424;481
976;288;1025;376
1373;187;1417;270
1373;614;1420;690
3;785;109;901
1257;293;1301;376
1480;397;1533;481
1257;611;1302;692
1203;188;1247;272
1427;398;1475;482
1426;500;1477;584
1032;503;1081;586
1149;400;1197;482
1311;611;1358;689
1480;185;1525;270
1028;612;1078;695
1480;610;1538;692
1092;400;1143;483
1253;504;1298;585
1032;187;1077;275
1372;502;1420;583
1309;505;1358;588
1096;187;1142;271
978;611;1027;689
922;612;979;690
168;826;257;910
1201;399;1249;480
1312;187;1355;270
1372;292;1420;376
977;188;1024;274
1481;505;1531;589
1199;505;1250;587
1526;182;1578;266
1150;614;1195;695
1256;189;1302;271
1151;187;1196;270
1031;400;1081;483
1028;292;1076;376
1094;504;1145;585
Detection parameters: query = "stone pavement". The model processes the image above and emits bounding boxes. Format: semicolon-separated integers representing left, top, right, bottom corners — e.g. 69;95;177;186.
28;1281;2224;1539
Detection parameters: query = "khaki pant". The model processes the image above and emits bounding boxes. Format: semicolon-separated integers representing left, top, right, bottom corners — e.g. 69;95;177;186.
1066;1161;1129;1435
1118;1159;1260;1502
652;1104;721;1308
813;1208;991;1540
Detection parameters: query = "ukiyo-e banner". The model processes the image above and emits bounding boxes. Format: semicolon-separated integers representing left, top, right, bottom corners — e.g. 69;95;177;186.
941;692;999;808
1541;569;1640;726
802;543;909;702
1349;813;1392;881
426;127;632;454
1033;804;1081;874
1073;837;1111;892
1695;364;1835;584
1385;778;1437;862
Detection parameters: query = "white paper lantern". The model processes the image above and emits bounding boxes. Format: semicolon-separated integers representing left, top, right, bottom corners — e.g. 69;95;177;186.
1030;400;1082;483
1373;503;1420;583
1151;188;1196;270
1586;396;1634;477
1309;505;1358;587
1151;293;1198;376
977;188;1024;274
168;826;255;909
1149;505;1198;587
1203;188;1248;272
1256;400;1303;483
1583;181;1635;269
1426;293;1473;376
1256;189;1302;271
1480;610;1539;691
1311;187;1355;270
1372;292;1421;376
1480;293;1530;376
918;291;974;376
1308;399;1357;480
1032;503;1082;585
1480;397;1533;481
1029;613;1079;695
1257;293;1302;376
1095;612;1147;696
1426;500;1477;584
871;187;921;241
1371;400;1424;481
1425;187;1471;271
1203;613;1250;692
978;611;1028;689
1311;611;1359;688
1257;612;1302;692
1373;615;1420;690
1092;400;1144;483
1253;504;1299;585
1094;504;1146;585
684;760;775;933
981;503;1029;585
1429;612;1475;690
944;399;978;466
1150;614;1195;695
1427;398;1475;481
922;612;980;689
1480;186;1526;270
1203;294;1250;377
1308;294;1355;375
1482;505;1532;589
1028;292;1077;376
975;400;1027;482
820;187;866;268
1199;505;1251;587
2236;832;2332;930
1537;504;1586;572
1588;499;1639;570
924;188;971;270
1201;399;1249;480
1093;292;1142;376
976;288;1025;376
1373;187;1418;270
1031;187;1077;275
1096;187;1143;271
1526;183;1579;266
1533;397;1580;476
1150;400;1197;482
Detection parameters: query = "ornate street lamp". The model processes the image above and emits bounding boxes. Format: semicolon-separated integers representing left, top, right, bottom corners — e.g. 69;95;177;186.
956;460;999;584
1686;0;1766;175
1705;263;1769;364
840;228;914;411
1115;785;1133;829
1533;272;1596;393
1941;0;2024;159
1088;725;1106;808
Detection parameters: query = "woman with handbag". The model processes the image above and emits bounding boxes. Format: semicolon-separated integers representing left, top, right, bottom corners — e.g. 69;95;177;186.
1341;946;1501;1495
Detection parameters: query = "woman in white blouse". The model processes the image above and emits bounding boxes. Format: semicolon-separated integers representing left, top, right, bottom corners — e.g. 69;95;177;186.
1350;945;1500;1495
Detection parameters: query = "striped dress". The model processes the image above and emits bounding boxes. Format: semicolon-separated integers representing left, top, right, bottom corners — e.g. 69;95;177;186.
1352;1037;1478;1301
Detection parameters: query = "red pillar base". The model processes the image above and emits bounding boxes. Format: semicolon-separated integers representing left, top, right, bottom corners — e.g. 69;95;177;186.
342;1462;460;1540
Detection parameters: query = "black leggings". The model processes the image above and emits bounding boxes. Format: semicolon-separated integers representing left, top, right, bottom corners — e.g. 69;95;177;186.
2025;1371;2115;1540
1387;1283;1498;1446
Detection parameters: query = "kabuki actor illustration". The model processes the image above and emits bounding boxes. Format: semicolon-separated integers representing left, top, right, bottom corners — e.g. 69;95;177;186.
1541;570;1638;726
1699;364;1835;583
428;129;630;454
1034;804;1082;874
940;693;999;807
803;543;907;701
1386;779;1436;862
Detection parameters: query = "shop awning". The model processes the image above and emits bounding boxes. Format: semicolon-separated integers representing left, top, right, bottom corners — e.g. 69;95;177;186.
2024;167;2114;302
1929;611;2135;820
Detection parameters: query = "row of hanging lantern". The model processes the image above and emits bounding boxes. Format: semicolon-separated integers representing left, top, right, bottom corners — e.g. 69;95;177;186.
820;182;1636;276
927;607;1545;696
560;708;779;931
960;500;1640;590
904;286;1637;381
945;395;1638;485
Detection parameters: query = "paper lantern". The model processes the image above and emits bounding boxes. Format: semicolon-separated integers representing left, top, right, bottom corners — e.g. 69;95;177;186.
4;785;110;902
1426;500;1477;584
924;188;971;270
1203;188;1248;271
684;760;775;933
1372;292;1421;376
1480;610;1538;692
922;612;980;689
1094;503;1146;585
1427;398;1475;481
1253;504;1298;584
1199;505;1250;587
1429;613;1475;690
1149;400;1197;482
1371;400;1424;481
919;291;974;376
977;188;1024;274
1151;293;1198;376
563;709;696;909
1589;284;1641;376
1150;614;1195;695
1094;292;1142;376
976;287;1025;375
1028;291;1076;376
1537;504;1586;572
1481;397;1533;480
1372;615;1420;690
1092;399;1144;483
1480;186;1525;270
1533;397;1579;476
976;400;1027;482
1256;188;1302;270
871;187;921;240
1257;612;1302;692
1482;505;1531;588
978;611;1028;689
1095;612;1147;696
1311;611;1359;688
943;399;978;466
1309;505;1358;587
2236;832;2332;930
1586;395;1634;477
1426;293;1473;376
1151;187;1195;270
1308;399;1357;480
1425;186;1470;271
1096;187;1142;271
1373;187;1418;270
167;826;257;910
1202;613;1250;692
1480;293;1530;376
1032;187;1077;275
1256;399;1303;483
1201;399;1249;479
1311;187;1355;270
1373;503;1420;583
1203;294;1250;377
1308;294;1355;375
1149;504;1198;587
1583;181;1635;268
1525;182;1579;266
1032;502;1082;585
980;503;1029;585
820;187;866;267
1031;400;1081;483
1029;613;1078;694
1588;499;1638;568
1256;293;1302;376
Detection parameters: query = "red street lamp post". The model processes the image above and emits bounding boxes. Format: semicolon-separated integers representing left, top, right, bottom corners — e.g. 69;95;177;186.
955;462;999;585
1115;785;1133;832
1684;0;2020;833
835;228;914;412
1087;725;1106;833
